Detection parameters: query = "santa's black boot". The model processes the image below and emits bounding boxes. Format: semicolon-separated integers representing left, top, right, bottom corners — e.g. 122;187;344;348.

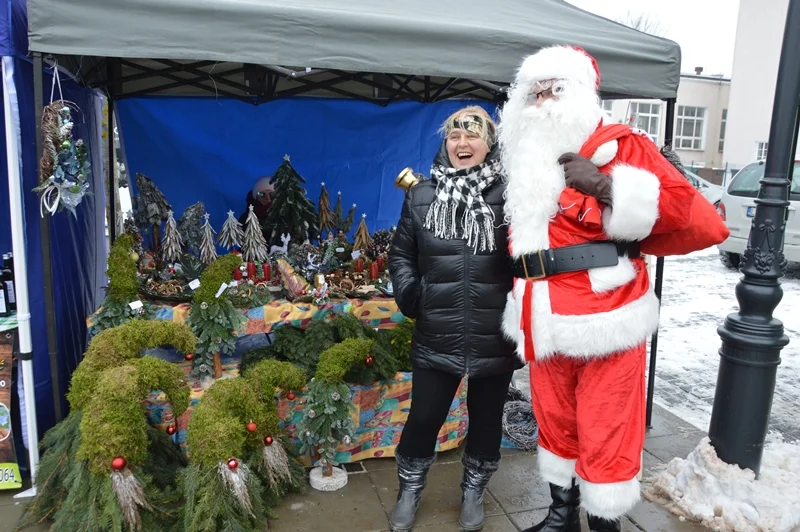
521;481;582;532
389;452;436;532
587;515;622;532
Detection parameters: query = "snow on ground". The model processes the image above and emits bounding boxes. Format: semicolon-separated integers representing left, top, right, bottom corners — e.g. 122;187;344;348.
513;246;800;443
643;436;800;532
653;247;800;443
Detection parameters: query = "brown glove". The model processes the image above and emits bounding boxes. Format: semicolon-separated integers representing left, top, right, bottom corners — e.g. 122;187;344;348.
558;152;613;205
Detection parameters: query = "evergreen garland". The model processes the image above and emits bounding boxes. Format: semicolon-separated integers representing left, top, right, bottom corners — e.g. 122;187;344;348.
186;254;246;380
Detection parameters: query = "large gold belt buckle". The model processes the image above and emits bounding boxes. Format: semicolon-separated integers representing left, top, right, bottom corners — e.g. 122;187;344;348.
522;251;547;280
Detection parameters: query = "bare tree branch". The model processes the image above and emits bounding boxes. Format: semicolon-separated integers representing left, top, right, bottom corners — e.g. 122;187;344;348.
614;11;666;37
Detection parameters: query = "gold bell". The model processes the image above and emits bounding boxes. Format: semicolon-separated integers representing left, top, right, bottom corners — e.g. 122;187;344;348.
395;167;420;191
314;273;326;289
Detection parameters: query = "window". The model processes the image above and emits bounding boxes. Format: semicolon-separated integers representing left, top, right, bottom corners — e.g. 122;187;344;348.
628;102;661;142
601;100;614;118
757;142;768;161
675;106;707;150
718;109;727;153
728;161;800;199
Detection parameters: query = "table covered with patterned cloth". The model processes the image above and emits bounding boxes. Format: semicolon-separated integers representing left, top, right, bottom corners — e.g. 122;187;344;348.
144;352;470;465
88;297;405;333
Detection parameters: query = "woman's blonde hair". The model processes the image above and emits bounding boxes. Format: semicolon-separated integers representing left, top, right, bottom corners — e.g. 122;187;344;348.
439;106;497;147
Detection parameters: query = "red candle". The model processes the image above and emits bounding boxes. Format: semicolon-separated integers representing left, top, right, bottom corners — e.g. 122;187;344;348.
233;267;243;281
264;262;271;281
247;261;256;279
355;257;364;273
369;262;379;280
376;256;385;272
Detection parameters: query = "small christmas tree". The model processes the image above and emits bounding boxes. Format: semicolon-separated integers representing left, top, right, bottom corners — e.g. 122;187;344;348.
263;155;319;245
242;205;269;263
218;210;244;250
318;182;335;238
342;203;357;234
353;214;372;252
333;192;344;231
199;213;218;265
161;210;183;263
178;202;206;255
132;173;171;253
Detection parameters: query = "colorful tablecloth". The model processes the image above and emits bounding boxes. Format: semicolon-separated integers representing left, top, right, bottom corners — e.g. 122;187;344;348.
144;353;469;465
89;298;404;334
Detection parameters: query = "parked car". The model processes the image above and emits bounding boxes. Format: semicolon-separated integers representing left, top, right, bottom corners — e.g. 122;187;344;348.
684;169;724;206
716;159;800;269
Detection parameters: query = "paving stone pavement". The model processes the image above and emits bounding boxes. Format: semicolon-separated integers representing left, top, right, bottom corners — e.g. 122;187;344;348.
0;404;708;531
267;403;710;531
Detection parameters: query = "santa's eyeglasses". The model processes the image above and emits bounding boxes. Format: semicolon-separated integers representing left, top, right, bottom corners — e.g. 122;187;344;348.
526;78;564;105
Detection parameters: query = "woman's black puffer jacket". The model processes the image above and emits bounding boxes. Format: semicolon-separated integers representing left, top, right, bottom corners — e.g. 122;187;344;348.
388;142;522;378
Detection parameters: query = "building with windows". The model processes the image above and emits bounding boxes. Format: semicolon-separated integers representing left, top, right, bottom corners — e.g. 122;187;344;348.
602;73;730;183
722;0;797;177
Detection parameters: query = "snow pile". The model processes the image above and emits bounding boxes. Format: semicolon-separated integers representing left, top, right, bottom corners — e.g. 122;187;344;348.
644;437;800;531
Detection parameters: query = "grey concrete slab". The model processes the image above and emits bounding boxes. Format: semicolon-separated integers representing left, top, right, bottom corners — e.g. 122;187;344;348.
0;502;49;532
646;403;704;439
268;473;389;532
486;453;552;513
404;514;518;531
645;431;706;464
627;498;707;532
369;460;504;528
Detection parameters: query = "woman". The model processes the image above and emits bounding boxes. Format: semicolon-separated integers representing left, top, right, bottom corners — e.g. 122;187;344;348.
388;106;522;532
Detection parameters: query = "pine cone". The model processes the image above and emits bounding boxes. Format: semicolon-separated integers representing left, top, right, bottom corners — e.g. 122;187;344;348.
368;230;393;259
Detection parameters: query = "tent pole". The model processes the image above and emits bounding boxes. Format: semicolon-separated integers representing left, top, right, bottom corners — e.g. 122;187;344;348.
646;97;676;428
3;56;41;496
33;54;63;424
107;60;120;243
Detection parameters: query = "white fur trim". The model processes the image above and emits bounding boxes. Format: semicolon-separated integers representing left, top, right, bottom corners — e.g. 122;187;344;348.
538;447;577;489
590;140;618;167
532;289;660;360
578;476;641;520
501;282;526;362
602;165;661;241
588;256;637;293
517;46;598;91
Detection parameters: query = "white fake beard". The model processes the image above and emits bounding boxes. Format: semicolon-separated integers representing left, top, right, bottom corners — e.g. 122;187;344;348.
498;83;604;254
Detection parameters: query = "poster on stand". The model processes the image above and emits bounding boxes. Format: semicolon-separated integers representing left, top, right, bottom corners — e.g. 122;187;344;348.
0;330;22;490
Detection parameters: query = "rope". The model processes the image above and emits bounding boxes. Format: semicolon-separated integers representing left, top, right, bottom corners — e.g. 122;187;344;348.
502;385;539;451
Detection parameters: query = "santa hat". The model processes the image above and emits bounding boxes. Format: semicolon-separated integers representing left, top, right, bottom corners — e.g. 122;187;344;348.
516;45;601;92
252;176;275;196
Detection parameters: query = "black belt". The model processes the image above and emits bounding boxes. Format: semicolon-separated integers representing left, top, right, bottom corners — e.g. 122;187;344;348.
510;241;641;280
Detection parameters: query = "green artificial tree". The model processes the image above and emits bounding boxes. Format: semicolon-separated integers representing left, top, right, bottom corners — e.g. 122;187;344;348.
263;155;319;245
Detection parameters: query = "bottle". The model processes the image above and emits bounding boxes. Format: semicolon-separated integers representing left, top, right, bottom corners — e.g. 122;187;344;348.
2;254;14;312
0;272;8;317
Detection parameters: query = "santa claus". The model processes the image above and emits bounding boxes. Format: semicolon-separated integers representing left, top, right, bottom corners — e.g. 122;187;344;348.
498;46;700;532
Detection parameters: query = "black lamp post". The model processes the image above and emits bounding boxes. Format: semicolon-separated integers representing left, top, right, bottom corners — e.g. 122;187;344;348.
708;0;799;476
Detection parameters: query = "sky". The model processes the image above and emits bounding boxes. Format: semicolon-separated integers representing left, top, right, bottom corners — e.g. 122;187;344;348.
566;0;741;77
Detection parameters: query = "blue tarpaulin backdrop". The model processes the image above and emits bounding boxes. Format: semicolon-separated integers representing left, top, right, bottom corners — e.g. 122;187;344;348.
117;97;497;235
1;0;106;460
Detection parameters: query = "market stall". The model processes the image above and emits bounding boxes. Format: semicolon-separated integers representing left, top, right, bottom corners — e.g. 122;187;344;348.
19;0;683;528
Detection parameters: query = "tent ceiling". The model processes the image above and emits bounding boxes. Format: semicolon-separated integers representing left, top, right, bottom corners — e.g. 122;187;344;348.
28;0;681;102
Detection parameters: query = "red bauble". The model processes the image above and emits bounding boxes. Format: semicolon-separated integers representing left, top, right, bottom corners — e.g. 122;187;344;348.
286;391;296;401
184;353;194;361
246;421;257;433
264;435;274;446
365;356;374;366
301;289;307;295
227;458;239;470
167;425;176;435
111;456;127;471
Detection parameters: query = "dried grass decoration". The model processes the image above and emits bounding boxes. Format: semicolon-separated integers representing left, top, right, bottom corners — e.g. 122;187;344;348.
34;100;92;217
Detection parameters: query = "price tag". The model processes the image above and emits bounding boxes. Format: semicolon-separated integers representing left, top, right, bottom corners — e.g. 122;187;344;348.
229;280;239;287
188;279;201;290
215;283;229;298
128;300;143;310
351;250;362;260
335;247;345;253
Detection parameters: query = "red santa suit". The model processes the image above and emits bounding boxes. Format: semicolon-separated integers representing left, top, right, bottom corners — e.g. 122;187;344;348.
498;46;697;521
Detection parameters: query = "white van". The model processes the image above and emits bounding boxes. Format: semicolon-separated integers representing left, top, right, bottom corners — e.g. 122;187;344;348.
717;160;800;269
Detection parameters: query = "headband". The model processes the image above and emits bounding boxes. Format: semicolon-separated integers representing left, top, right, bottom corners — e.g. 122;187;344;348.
445;114;495;144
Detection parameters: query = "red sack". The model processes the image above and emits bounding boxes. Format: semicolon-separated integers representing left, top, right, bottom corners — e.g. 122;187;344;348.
579;125;730;257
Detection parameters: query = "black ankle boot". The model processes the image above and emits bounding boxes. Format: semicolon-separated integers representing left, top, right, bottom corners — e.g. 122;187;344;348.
587;515;621;532
389;452;436;532
522;481;581;532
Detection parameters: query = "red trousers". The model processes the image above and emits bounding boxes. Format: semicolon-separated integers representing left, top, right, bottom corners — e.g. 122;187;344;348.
529;343;646;520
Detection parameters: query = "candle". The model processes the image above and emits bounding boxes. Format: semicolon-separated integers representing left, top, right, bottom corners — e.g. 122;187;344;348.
264;262;271;281
355;257;364;273
233;267;243;281
376;256;385;272
369;262;379;281
247;262;256;279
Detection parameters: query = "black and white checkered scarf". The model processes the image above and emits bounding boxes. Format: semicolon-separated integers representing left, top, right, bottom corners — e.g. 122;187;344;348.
424;159;502;253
